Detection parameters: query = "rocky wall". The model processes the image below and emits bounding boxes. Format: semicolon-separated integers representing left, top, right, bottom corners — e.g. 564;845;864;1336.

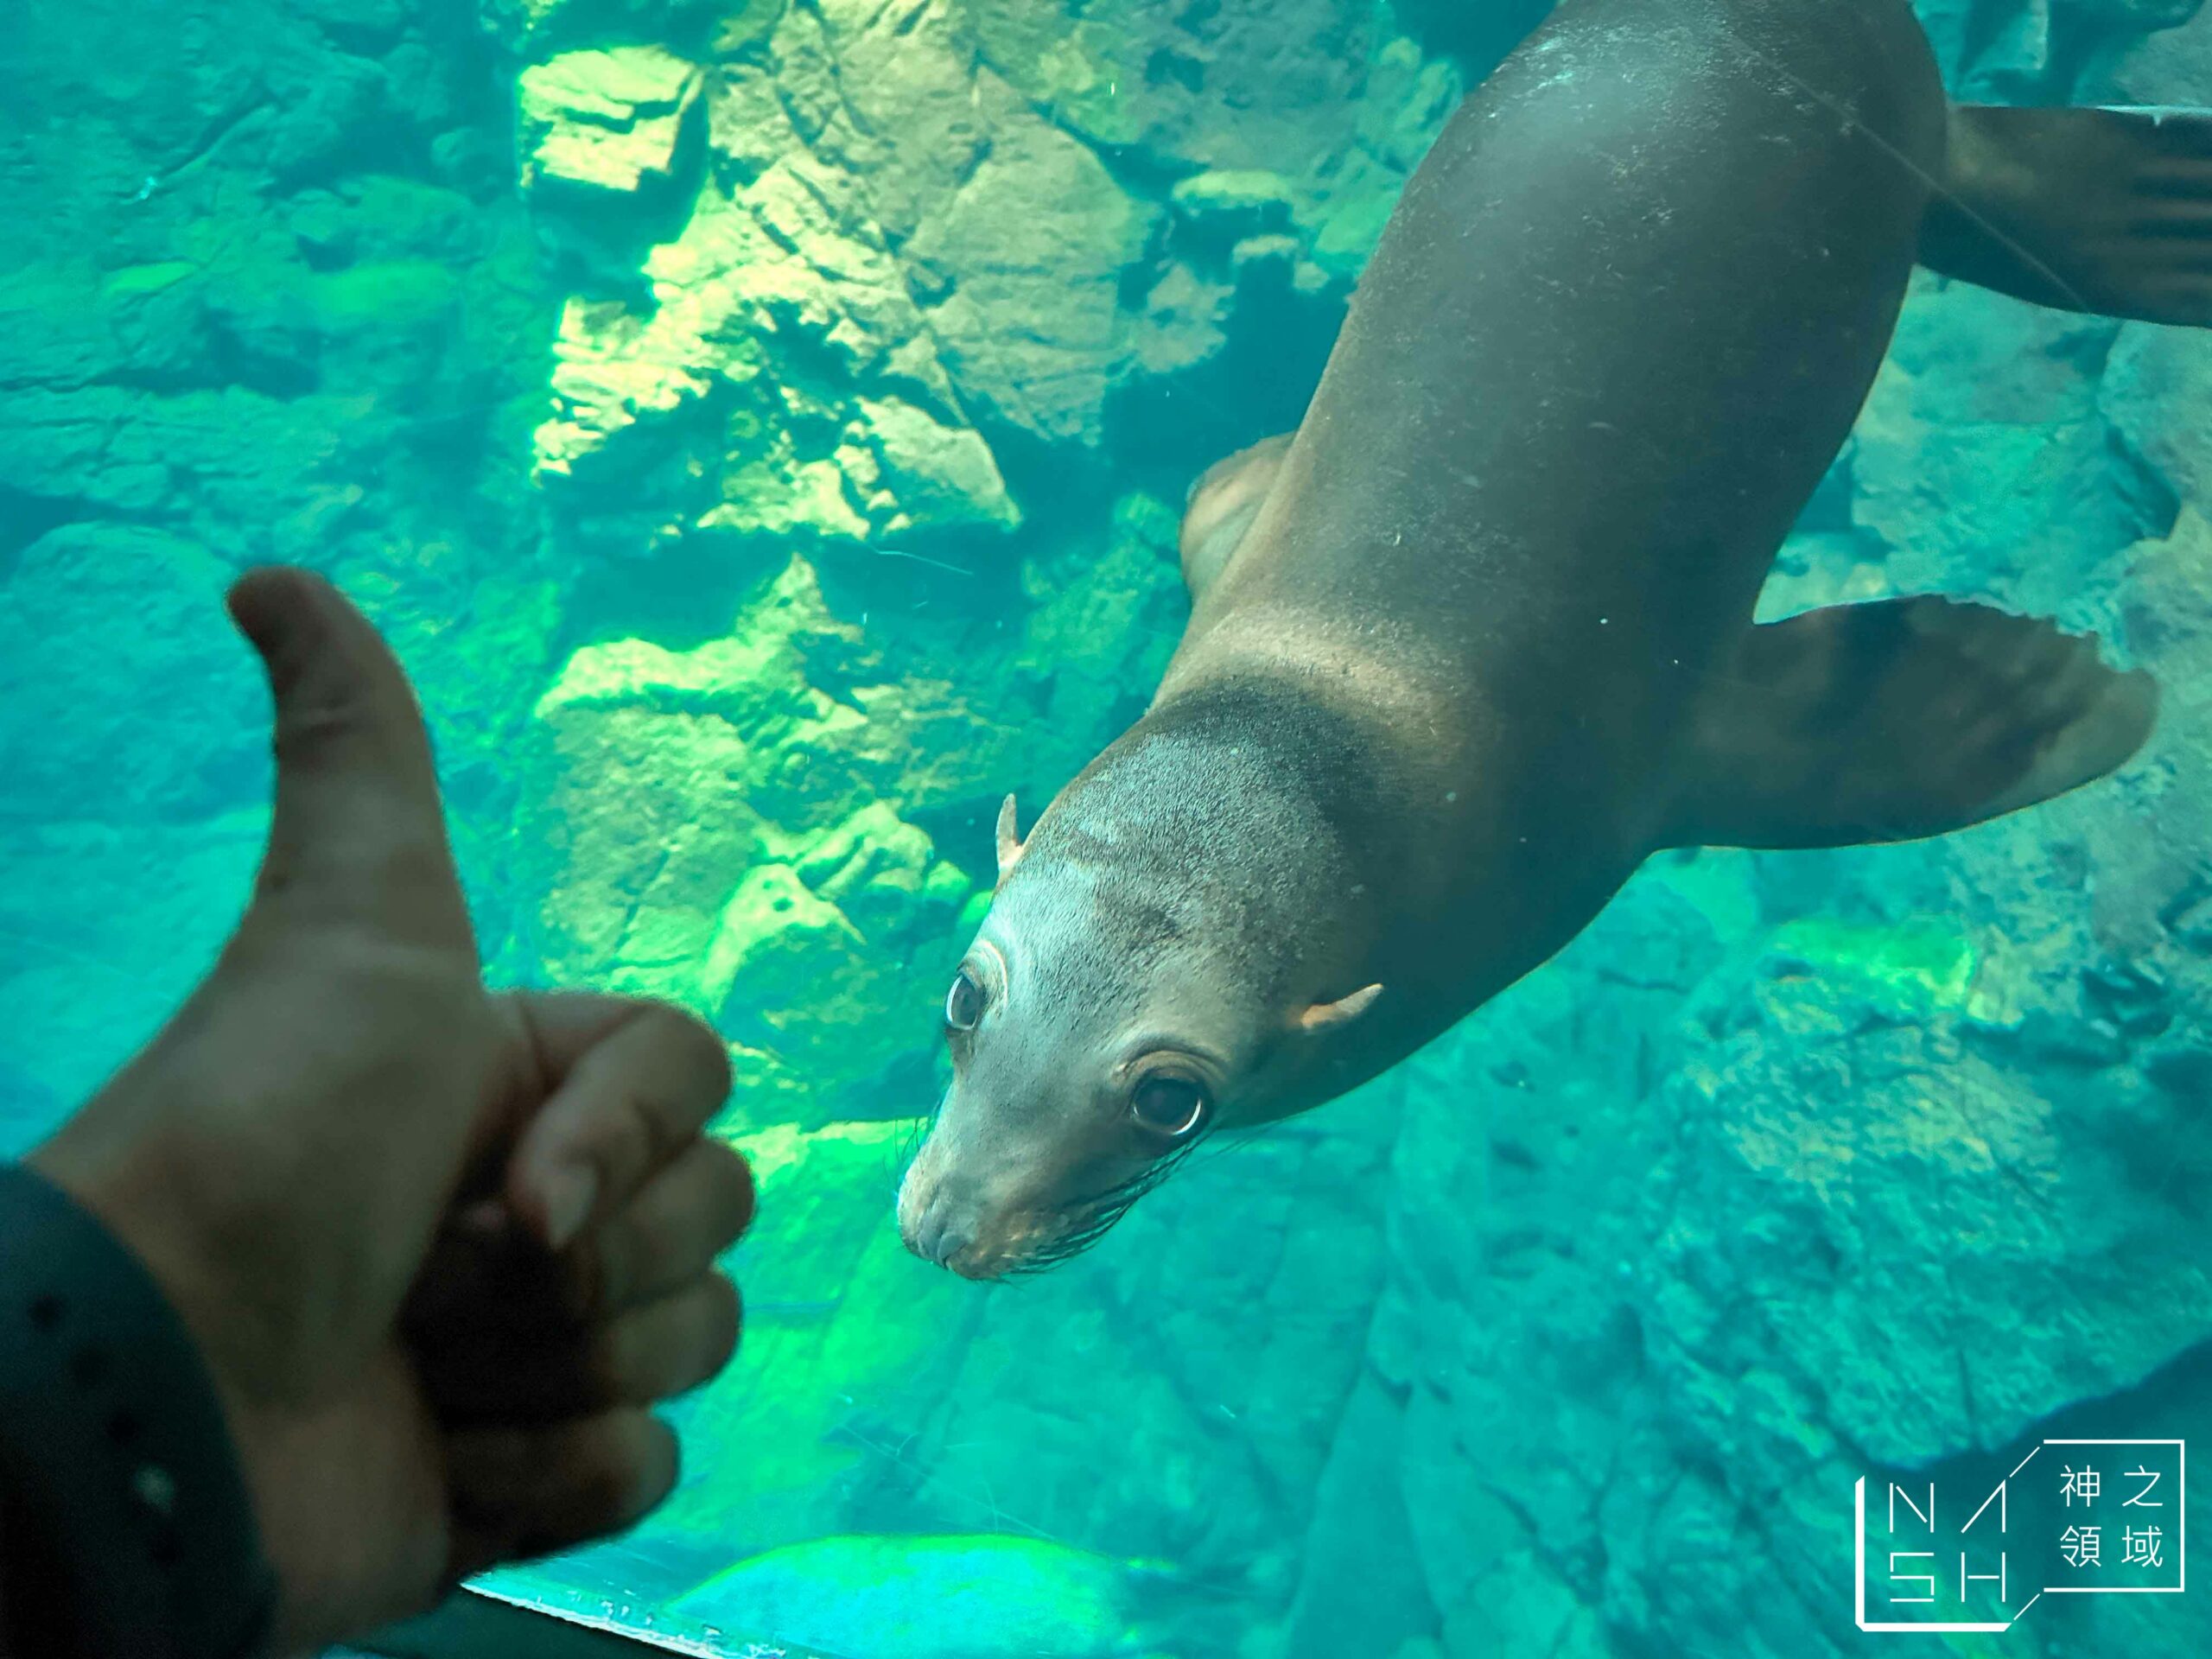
0;0;561;1116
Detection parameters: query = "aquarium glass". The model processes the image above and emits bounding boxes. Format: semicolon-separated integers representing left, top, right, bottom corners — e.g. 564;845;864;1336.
3;2;2208;1657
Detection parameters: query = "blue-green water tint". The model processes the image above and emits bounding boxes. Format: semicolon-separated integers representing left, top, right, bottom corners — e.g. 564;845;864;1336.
4;2;2211;1657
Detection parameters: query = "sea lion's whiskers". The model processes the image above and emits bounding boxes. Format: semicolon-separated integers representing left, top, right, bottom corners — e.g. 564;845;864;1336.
893;1111;931;1173
1185;1123;1267;1171
883;1099;942;1198
1006;1136;1211;1274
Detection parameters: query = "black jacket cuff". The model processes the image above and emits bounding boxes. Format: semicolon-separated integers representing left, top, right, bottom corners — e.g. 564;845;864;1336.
0;1161;276;1659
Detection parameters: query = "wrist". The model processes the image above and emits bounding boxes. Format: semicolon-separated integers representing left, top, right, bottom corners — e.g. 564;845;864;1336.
0;1161;278;1658
28;1152;395;1659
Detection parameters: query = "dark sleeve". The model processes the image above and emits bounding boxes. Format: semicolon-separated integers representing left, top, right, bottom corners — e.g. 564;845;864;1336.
0;1162;277;1659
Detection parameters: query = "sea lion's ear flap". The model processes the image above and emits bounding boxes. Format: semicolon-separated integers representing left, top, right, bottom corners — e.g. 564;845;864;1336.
1296;983;1382;1034
995;794;1026;882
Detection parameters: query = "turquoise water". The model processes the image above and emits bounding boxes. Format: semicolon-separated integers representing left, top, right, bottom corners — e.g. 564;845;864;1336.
4;1;2211;1656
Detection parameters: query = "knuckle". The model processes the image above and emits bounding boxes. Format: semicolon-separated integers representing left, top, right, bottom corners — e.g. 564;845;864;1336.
579;1452;638;1524
615;1090;677;1185
681;1141;760;1256
706;1274;743;1374
563;1231;614;1323
271;696;373;764
588;1321;639;1406
682;1276;740;1388
623;1205;680;1297
709;1142;758;1235
652;1004;734;1099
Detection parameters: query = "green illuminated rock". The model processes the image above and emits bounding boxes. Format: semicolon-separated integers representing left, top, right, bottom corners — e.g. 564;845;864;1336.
526;556;972;1122
518;45;704;194
636;1119;976;1560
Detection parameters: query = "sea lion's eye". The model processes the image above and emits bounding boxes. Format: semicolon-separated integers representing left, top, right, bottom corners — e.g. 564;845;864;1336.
1130;1076;1208;1138
944;968;987;1033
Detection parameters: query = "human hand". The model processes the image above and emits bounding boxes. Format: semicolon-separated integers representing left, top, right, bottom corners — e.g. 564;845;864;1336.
29;569;753;1654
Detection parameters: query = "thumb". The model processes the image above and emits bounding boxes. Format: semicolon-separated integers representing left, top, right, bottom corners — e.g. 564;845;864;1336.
226;567;472;952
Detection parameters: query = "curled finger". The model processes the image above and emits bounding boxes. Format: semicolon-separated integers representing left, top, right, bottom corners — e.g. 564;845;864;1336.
582;1135;755;1316
418;1270;742;1427
503;993;734;1249
404;1138;753;1345
445;1408;679;1579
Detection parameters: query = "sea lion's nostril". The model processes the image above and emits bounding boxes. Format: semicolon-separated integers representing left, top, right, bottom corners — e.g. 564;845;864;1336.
910;1201;975;1270
931;1220;976;1268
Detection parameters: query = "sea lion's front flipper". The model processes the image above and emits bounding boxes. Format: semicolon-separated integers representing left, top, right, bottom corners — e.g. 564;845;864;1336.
1180;432;1294;601
1663;597;2158;851
1920;105;2212;327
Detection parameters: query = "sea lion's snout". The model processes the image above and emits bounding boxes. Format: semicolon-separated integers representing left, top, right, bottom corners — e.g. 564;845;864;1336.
908;1198;972;1270
898;1052;1220;1278
895;1147;1058;1281
897;1166;989;1277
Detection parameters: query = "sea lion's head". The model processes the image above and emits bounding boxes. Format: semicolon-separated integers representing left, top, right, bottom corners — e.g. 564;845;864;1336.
898;751;1382;1279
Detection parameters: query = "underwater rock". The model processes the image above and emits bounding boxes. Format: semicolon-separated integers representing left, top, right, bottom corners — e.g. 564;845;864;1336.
850;397;1020;537
0;524;264;826
1851;279;2152;611
638;1118;976;1560
672;1533;1174;1659
698;801;971;1072
518;45;705;196
525;0;1459;481
0;0;586;1162
1388;0;1552;76
0;1062;60;1162
2087;0;2212;98
535;165;1014;553
0;813;267;1123
1168;168;1297;246
898;73;1160;448
753;0;984;246
2101;319;2212;511
482;0;734;57
527;556;995;1122
962;0;1382;196
523;484;1184;1125
1648;918;2208;1465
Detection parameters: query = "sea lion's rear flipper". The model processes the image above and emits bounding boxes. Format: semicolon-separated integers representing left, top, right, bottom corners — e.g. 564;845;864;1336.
1663;596;2158;851
1920;105;2212;327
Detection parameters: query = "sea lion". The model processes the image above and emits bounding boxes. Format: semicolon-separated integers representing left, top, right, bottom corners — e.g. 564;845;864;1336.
898;0;2212;1278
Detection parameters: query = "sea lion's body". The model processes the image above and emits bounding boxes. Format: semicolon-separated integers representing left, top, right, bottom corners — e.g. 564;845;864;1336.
1153;0;1944;1110
899;0;2209;1277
